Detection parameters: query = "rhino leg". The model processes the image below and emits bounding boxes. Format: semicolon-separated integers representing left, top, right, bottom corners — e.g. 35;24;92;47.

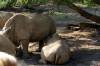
38;40;44;52
38;35;54;52
19;39;30;59
16;45;23;58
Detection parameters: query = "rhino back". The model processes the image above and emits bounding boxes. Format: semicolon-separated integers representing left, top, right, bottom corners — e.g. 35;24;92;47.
30;13;56;40
3;13;56;41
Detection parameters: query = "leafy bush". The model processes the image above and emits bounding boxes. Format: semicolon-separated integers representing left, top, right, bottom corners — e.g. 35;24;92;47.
82;0;96;7
0;0;16;9
0;0;48;9
15;0;48;8
0;0;8;9
0;0;97;9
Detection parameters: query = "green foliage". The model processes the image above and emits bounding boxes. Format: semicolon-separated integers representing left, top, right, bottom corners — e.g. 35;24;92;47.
52;0;97;7
0;0;49;9
16;0;48;8
16;0;28;7
82;0;96;7
0;0;16;9
0;0;8;9
0;0;98;9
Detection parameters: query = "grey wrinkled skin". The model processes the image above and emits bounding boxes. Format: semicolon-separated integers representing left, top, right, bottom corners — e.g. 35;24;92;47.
3;13;56;58
0;29;16;56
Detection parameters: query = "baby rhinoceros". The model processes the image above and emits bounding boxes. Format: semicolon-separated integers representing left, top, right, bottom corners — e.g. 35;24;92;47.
41;33;71;65
3;13;56;58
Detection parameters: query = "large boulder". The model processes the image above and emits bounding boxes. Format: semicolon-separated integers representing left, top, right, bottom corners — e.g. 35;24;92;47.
41;33;71;64
0;52;17;66
0;11;13;29
3;13;56;58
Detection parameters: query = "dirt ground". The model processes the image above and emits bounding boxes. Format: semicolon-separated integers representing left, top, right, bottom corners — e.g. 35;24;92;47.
23;27;100;66
4;6;100;66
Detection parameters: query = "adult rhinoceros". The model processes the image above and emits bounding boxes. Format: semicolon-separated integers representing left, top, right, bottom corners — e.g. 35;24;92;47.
3;13;56;58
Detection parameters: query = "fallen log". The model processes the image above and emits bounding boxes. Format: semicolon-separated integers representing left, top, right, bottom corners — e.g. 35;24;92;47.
66;1;100;23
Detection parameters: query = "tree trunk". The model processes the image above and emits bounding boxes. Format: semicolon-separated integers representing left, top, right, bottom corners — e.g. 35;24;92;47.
66;1;100;23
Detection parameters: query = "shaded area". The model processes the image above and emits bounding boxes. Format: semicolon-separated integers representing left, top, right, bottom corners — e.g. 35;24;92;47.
66;1;100;23
21;28;100;66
